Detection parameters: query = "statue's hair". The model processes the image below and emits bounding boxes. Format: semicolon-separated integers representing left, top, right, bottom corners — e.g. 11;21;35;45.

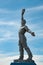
23;19;26;24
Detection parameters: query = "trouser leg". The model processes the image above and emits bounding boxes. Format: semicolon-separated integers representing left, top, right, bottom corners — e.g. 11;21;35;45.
22;41;33;59
19;41;24;59
25;46;33;59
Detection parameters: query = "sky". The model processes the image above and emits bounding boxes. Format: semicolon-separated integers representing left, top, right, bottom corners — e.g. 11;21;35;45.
0;0;43;65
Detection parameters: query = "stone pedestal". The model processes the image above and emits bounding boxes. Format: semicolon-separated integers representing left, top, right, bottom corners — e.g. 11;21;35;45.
10;61;36;65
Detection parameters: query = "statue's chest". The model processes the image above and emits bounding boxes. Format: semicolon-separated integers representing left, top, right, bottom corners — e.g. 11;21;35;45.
19;26;26;33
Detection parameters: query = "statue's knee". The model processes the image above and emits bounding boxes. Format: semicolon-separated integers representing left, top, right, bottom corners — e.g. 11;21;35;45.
19;45;23;50
24;46;27;50
24;46;29;50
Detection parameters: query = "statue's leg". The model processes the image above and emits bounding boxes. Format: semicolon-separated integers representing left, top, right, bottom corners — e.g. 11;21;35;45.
22;41;33;60
25;45;33;59
18;40;24;60
14;40;24;62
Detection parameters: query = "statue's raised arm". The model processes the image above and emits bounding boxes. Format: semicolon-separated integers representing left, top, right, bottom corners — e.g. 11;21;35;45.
21;9;25;21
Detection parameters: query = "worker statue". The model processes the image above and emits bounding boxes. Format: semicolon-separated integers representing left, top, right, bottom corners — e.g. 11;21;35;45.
14;9;35;62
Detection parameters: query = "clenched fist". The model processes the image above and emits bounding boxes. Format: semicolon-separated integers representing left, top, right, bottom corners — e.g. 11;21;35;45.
22;9;25;15
31;32;35;36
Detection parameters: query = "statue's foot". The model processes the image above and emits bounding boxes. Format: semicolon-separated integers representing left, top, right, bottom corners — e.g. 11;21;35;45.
23;58;34;62
14;59;19;62
14;58;23;62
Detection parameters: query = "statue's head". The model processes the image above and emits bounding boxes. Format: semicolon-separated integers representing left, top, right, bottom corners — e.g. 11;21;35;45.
21;19;26;26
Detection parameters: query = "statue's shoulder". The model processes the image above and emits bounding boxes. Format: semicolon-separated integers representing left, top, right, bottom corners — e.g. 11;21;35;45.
25;25;28;29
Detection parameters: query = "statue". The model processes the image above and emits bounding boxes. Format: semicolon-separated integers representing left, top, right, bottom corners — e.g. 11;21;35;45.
10;9;36;65
14;9;35;62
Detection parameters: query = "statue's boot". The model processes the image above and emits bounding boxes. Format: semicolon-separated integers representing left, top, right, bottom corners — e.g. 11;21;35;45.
14;57;23;62
25;55;35;63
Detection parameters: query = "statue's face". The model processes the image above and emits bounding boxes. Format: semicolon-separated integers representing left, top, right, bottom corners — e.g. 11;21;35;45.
21;20;26;26
21;21;25;26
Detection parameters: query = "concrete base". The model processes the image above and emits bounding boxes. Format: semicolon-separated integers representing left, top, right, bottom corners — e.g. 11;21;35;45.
10;62;36;65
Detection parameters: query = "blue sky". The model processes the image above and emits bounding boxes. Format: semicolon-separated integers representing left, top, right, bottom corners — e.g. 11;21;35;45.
0;0;43;59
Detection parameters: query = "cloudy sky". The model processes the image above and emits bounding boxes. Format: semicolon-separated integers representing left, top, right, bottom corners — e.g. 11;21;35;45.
0;0;43;65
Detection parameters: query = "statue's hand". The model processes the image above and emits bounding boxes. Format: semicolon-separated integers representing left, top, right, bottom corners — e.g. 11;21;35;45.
22;9;25;15
31;32;35;36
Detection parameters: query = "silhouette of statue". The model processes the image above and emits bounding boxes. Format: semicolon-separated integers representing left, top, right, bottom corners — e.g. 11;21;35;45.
14;9;35;62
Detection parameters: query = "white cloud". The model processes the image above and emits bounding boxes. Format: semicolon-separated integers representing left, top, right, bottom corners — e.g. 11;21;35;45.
0;21;20;27
0;32;18;42
0;9;15;14
0;5;43;15
0;21;43;42
0;21;20;42
0;55;43;65
26;5;43;12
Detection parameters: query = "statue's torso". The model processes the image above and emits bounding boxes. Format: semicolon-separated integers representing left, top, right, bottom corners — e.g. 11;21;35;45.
19;26;26;35
19;26;26;41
